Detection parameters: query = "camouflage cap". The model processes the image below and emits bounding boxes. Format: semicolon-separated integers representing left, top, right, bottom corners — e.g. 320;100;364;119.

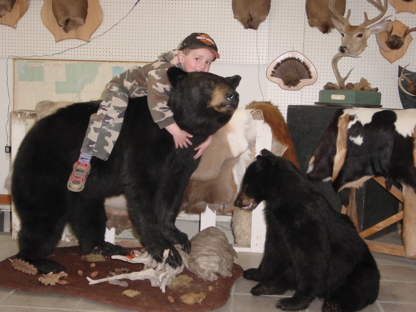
179;33;220;59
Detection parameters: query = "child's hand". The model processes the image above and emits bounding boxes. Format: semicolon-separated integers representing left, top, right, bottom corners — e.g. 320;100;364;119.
165;123;193;148
193;135;213;159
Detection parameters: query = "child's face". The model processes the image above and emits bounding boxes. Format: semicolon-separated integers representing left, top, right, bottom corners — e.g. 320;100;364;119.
178;48;215;73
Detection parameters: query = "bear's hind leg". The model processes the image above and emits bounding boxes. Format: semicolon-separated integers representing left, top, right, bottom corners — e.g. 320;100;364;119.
323;256;380;312
68;198;126;256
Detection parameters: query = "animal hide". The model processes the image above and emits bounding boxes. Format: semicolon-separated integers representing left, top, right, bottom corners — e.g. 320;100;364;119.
0;0;16;18
307;107;416;256
232;0;271;30
306;0;346;34
181;108;257;214
181;101;299;214
52;0;88;33
246;101;299;168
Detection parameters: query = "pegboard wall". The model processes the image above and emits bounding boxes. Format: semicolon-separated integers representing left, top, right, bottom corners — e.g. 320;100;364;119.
0;0;269;63
1;0;416;117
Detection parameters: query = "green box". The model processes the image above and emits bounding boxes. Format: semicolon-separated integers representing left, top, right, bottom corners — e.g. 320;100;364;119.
318;90;381;107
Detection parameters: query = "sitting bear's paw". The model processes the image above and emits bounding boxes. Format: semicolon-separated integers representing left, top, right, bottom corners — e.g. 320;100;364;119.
251;282;288;296
322;301;342;312
90;242;126;256
243;268;262;281
276;296;313;311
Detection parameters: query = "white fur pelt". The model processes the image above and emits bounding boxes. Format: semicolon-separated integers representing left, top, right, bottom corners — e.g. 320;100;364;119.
181;107;256;214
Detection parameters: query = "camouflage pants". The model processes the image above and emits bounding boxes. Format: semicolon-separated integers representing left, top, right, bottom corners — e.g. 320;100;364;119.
80;83;141;161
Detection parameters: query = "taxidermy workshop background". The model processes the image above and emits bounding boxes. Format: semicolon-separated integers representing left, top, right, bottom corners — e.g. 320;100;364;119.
0;0;415;206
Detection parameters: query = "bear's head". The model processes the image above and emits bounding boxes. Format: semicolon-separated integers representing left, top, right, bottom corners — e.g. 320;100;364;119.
167;67;241;135
234;149;284;211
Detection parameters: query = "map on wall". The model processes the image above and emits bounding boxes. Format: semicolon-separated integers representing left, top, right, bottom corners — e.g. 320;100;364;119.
13;59;148;110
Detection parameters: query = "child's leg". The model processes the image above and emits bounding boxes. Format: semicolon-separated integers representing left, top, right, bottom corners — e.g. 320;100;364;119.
67;90;128;192
67;112;104;192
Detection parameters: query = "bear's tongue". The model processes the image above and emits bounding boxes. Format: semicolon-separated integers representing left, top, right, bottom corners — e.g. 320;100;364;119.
242;203;255;211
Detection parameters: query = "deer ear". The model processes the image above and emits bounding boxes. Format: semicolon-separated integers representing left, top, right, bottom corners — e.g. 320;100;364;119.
331;17;345;34
369;20;390;35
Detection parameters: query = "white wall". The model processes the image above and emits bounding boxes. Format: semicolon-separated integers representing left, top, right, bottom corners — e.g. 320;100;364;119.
1;0;416;195
0;58;13;194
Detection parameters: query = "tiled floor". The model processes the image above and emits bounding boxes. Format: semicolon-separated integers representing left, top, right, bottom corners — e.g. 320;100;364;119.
0;232;415;312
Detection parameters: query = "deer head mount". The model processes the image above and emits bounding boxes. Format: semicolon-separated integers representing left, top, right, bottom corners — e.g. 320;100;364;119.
329;0;391;87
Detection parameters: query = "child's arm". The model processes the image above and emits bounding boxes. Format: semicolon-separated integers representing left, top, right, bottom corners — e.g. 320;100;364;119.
193;135;213;159
165;123;193;148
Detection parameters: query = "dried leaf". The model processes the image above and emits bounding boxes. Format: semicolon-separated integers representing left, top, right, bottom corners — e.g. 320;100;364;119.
9;258;37;275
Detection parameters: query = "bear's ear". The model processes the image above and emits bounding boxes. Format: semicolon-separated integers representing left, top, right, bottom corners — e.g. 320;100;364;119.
226;75;242;89
167;67;189;87
260;149;274;157
256;155;272;169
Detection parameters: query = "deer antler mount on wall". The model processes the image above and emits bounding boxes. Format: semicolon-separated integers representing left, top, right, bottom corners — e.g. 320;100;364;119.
328;0;391;88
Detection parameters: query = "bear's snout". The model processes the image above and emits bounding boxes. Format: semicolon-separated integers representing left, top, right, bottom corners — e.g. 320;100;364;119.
226;90;239;102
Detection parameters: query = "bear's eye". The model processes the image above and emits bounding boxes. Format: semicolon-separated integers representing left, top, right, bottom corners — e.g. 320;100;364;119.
202;81;214;89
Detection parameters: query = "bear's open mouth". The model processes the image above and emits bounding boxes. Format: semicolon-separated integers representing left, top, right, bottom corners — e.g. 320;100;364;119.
241;202;257;211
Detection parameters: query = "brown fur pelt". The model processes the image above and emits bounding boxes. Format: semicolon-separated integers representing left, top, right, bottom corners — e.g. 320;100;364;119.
0;0;16;18
181;102;299;215
232;0;271;30
52;0;88;33
246;101;300;168
306;0;346;34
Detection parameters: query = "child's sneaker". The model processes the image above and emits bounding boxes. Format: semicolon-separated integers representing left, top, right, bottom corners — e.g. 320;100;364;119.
67;161;91;192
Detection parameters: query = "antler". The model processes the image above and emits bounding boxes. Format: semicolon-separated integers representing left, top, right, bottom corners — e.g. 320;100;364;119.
328;0;388;29
398;65;416;97
385;26;416;50
361;0;388;27
328;0;390;87
332;53;356;88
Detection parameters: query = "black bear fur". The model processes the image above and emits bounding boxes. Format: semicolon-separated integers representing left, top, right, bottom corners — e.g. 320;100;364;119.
234;149;380;312
12;68;241;274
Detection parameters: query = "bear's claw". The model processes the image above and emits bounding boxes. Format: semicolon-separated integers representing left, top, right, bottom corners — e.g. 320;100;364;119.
90;242;126;256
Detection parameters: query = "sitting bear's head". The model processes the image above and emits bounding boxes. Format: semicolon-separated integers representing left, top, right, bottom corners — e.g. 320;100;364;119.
167;67;241;134
234;149;294;211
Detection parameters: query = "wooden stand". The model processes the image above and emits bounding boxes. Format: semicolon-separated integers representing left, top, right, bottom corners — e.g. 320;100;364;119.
345;177;416;259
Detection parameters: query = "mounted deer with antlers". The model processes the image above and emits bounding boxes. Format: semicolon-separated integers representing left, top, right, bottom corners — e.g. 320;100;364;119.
329;0;391;87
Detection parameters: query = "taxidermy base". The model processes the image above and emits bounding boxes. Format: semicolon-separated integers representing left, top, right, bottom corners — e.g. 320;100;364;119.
317;89;382;107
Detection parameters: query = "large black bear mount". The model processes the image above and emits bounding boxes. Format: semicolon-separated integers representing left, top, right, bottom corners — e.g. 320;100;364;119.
11;68;241;274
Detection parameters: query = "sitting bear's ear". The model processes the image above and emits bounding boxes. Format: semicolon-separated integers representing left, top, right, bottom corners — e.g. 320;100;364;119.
226;75;242;89
260;149;274;157
256;155;272;169
167;67;189;87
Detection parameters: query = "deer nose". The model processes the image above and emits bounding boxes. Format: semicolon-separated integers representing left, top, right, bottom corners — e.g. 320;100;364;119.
339;46;347;53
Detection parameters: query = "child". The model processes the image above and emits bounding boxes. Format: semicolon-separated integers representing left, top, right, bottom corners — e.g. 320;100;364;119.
68;33;219;192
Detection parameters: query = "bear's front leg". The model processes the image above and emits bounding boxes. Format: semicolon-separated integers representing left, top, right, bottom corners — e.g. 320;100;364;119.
250;281;288;296
155;155;196;253
162;226;191;253
141;229;183;268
